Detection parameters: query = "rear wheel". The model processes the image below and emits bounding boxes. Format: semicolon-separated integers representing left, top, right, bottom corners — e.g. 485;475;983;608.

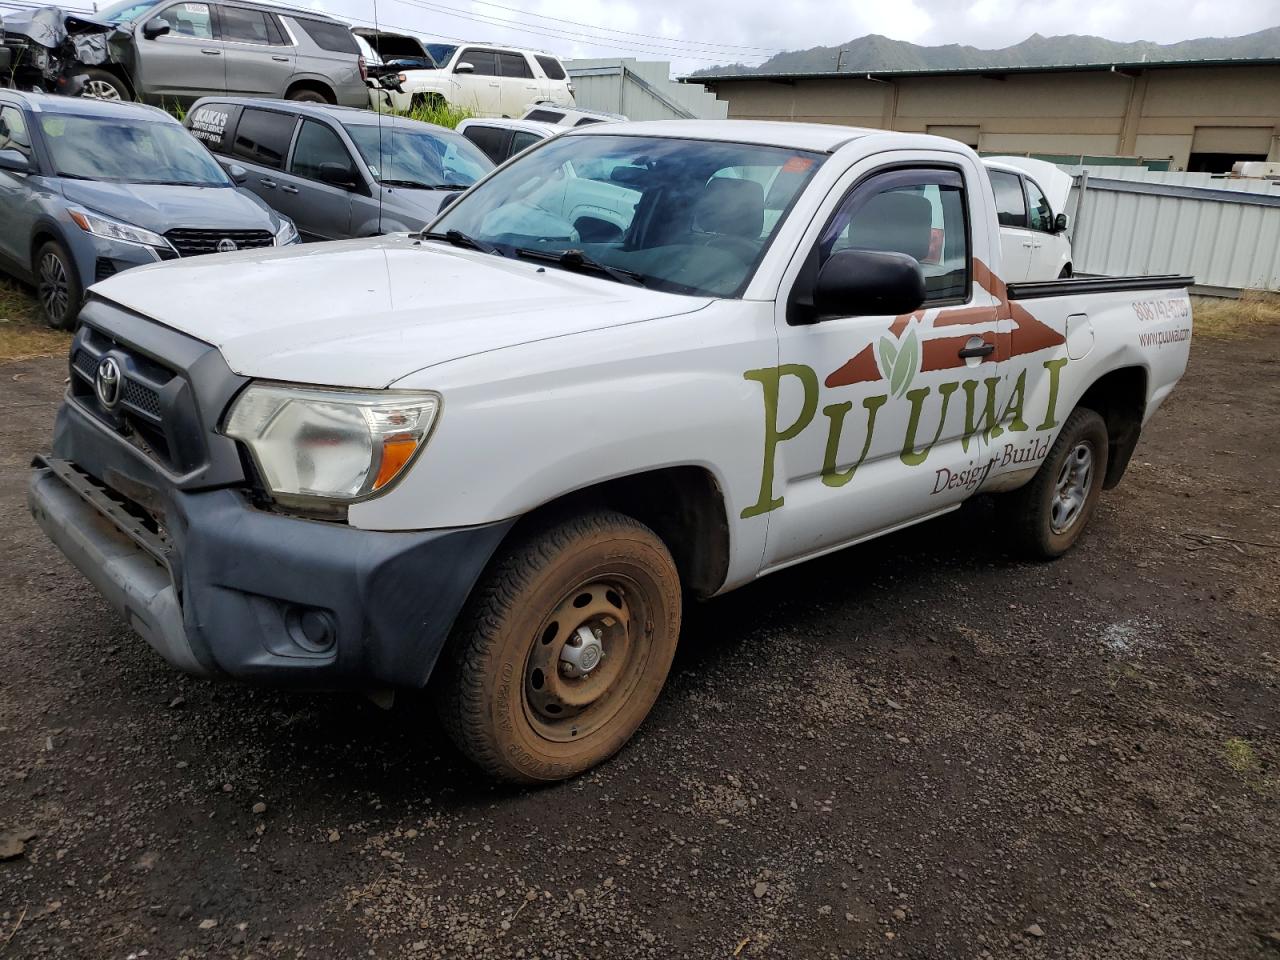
35;240;82;330
437;510;682;783
79;68;129;101
287;86;333;104
1000;407;1109;558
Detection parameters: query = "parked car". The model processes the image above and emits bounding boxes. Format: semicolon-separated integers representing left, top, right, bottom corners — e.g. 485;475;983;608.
457;116;559;164
185;97;493;238
0;91;296;328
30;120;1194;784
47;0;369;107
520;103;623;126
394;43;573;117
984;156;1074;280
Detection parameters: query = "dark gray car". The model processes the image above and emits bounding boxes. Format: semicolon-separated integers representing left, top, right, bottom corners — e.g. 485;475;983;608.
185;98;494;239
0;91;296;328
62;0;367;107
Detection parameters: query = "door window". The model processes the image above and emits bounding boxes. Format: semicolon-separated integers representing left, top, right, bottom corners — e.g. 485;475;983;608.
461;124;511;164
498;52;533;78
290;120;354;182
821;170;970;304
509;130;543;156
231;107;296;169
1025;179;1054;232
988;170;1027;228
0;107;33;162
457;49;497;75
153;1;214;39
218;5;273;43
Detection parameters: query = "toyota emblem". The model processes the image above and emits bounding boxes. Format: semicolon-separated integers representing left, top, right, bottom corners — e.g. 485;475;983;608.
216;238;238;253
95;356;122;409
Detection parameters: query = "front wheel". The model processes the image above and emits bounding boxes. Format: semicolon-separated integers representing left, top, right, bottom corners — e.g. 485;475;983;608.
79;68;130;101
437;510;682;783
999;407;1109;558
35;240;83;330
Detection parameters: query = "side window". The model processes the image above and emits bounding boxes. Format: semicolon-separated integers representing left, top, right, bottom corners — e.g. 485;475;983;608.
218;5;272;44
822;170;970;304
498;52;533;79
509;130;543;156
574;117;603;127
232;107;296;169
535;55;566;80
290;17;360;53
0;106;33;161
152;2;214;39
186;102;239;153
461;125;511;164
1025;179;1053;232
289;120;353;182
458;49;497;76
989;170;1027;228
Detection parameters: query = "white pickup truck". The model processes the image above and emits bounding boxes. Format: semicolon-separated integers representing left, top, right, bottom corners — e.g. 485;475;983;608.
29;121;1193;783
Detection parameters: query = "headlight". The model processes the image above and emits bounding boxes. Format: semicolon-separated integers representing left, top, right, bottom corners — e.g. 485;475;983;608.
68;208;169;250
223;383;440;502
275;218;299;246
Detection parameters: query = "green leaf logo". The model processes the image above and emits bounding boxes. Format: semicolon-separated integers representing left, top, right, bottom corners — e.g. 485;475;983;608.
877;327;920;398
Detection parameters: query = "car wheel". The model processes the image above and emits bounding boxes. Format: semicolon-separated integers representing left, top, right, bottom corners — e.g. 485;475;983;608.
1000;407;1109;559
410;93;445;111
437;510;682;783
35;240;83;330
79;68;129;101
288;87;331;104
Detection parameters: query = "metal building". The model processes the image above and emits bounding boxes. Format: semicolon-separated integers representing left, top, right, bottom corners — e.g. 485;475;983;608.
566;58;728;121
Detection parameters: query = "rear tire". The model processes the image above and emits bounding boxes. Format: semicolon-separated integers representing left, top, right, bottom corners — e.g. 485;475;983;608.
79;68;130;101
437;510;682;783
287;86;332;104
1000;407;1109;559
35;240;82;330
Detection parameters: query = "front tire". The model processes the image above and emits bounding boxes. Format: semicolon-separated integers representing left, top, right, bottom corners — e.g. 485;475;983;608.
437;510;682;783
35;240;82;330
79;68;130;101
1000;407;1109;559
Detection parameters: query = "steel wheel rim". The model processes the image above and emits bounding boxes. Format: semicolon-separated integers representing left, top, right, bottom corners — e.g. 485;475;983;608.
82;79;122;101
522;576;650;743
38;253;70;323
1051;441;1094;534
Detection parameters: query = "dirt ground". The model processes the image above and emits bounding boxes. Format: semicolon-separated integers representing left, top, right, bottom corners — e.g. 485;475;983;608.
0;326;1277;960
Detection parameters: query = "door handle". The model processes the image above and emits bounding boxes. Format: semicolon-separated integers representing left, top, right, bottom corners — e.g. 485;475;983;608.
200;48;221;55
958;341;996;359
280;185;299;194
259;178;277;189
272;55;289;62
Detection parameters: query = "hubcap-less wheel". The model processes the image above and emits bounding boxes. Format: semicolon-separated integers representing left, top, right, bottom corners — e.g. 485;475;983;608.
524;578;645;742
38;253;70;323
1051;441;1094;534
83;79;122;101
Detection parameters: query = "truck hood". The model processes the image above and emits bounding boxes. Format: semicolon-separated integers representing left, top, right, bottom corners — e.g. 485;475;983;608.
61;181;282;234
91;236;712;387
377;184;457;226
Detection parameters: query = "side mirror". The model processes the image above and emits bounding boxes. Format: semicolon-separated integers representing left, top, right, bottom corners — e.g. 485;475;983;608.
1054;212;1070;233
142;19;170;39
813;249;925;319
0;148;31;174
454;61;474;74
317;162;357;189
226;162;248;185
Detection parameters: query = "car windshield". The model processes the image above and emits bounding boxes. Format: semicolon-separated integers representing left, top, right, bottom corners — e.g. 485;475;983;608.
97;0;161;23
344;124;492;189
424;43;457;67
39;114;230;186
429;134;825;297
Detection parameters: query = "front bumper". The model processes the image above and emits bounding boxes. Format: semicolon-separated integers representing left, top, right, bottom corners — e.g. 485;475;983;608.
30;402;513;687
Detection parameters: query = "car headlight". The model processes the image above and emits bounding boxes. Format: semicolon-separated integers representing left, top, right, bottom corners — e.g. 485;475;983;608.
68;207;170;250
223;383;440;502
275;218;299;246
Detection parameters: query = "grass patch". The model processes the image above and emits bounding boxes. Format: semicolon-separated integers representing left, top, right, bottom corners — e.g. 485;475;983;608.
398;101;474;129
0;280;70;361
1193;290;1280;340
1224;737;1260;776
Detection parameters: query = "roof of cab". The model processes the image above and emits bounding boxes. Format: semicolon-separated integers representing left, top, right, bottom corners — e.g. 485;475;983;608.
1;91;175;122
562;119;878;153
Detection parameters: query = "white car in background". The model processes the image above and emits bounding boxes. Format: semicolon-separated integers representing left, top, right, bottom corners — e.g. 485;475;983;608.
984;156;1074;280
395;43;574;117
458;107;623;164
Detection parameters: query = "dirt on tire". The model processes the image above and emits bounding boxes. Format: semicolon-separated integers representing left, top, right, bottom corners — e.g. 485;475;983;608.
0;327;1276;958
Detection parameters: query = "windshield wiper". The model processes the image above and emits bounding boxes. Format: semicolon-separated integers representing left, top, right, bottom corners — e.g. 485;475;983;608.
514;248;647;288
420;228;505;257
382;179;471;191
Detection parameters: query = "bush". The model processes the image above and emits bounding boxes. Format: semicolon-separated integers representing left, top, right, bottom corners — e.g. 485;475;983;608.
399;100;473;129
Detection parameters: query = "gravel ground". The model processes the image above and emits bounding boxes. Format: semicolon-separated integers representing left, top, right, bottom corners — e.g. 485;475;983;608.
1;328;1277;959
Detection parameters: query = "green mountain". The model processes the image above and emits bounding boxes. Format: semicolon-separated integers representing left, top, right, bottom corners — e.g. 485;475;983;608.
691;27;1280;77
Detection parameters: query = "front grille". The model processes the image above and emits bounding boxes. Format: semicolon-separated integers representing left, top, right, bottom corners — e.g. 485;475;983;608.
123;379;162;419
164;228;275;258
94;258;117;283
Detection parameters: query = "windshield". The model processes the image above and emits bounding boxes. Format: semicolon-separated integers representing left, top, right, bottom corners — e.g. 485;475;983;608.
424;43;457;67
429;134;824;297
344;124;492;188
97;0;161;23
40;113;230;186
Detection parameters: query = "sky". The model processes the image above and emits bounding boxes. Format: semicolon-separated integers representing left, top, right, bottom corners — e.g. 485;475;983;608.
315;0;1280;74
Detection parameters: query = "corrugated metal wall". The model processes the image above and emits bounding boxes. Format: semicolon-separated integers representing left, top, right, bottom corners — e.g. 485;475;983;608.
565;59;728;121
1066;171;1280;292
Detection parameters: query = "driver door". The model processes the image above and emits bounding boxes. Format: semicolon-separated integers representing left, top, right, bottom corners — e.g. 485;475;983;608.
133;2;226;101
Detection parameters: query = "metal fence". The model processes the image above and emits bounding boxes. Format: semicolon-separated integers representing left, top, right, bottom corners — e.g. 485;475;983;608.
1065;169;1280;294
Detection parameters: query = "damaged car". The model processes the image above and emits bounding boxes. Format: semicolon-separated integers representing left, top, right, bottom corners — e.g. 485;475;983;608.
0;5;114;97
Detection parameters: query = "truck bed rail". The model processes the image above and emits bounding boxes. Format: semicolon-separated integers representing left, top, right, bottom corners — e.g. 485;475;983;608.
1007;274;1195;300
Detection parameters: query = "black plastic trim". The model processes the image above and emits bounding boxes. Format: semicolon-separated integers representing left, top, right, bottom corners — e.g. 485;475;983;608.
1007;274;1195;300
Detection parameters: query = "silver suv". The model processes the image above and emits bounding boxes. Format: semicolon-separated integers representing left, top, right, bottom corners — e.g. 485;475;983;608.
75;0;367;107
